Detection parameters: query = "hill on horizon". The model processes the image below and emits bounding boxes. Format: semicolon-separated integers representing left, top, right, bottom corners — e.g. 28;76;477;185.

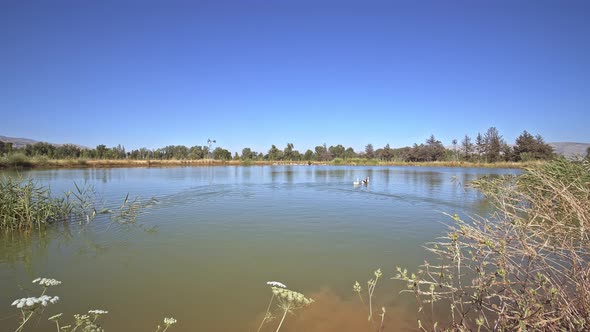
0;135;88;149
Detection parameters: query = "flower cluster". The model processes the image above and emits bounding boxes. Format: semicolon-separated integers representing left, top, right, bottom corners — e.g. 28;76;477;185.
164;317;177;326
353;281;362;293
271;287;314;306
88;309;109;315
11;295;59;308
74;314;90;321
48;313;63;321
266;281;287;288
32;277;62;287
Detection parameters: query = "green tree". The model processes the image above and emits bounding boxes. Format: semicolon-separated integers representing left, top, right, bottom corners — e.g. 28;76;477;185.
96;145;108;159
267;145;283;161
513;131;554;161
483;127;503;162
425;135;445;161
212;147;231;160
461;135;474;161
241;148;255;160
189;146;206;160
315;144;331;161
344;147;357;160
328;145;345;159
364;144;374;159
283;143;299;161
381;144;393;161
303;149;314;161
475;133;485;162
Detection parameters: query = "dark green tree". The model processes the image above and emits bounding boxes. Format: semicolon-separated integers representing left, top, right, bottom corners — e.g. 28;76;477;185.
303;149;314;161
267;145;283;160
364;144;374;159
328;145;345;159
483;127;503;162
344;147;357;160
461;135;474;161
241;148;255;160
513;131;554;161
212;147;231;160
381;144;393;161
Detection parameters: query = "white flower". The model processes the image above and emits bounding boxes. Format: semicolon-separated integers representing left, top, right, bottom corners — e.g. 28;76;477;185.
88;309;109;315
32;278;62;287
48;313;63;321
266;281;287;288
164;317;177;325
12;296;58;309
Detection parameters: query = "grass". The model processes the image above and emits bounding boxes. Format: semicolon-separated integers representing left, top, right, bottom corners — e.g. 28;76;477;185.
0;155;539;169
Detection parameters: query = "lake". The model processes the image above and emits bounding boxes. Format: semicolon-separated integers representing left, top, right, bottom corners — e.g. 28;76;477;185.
0;165;519;331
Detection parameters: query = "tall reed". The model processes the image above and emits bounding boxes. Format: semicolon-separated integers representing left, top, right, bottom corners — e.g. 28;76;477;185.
394;158;590;331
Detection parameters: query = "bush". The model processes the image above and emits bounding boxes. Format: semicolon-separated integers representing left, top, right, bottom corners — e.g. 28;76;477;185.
7;153;33;168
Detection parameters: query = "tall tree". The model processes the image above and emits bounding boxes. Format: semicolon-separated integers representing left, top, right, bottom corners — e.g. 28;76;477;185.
241;148;254;160
213;147;231;160
426;135;446;161
283;143;295;160
475;133;486;161
364;144;375;159
328;144;345;159
344;147;357;160
513;131;554;161
267;145;283;160
483;127;503;162
381;143;393;161
461;135;474;161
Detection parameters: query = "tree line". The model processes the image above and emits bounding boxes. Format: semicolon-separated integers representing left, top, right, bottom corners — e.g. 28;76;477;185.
0;127;557;163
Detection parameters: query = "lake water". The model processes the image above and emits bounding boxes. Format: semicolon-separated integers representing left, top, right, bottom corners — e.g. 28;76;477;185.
0;166;519;331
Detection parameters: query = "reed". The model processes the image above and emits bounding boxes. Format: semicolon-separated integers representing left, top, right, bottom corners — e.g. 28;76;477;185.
0;177;71;231
394;158;590;331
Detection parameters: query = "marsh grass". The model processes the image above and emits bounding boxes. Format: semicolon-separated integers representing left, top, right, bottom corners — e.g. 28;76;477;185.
0;176;152;232
394;158;590;331
0;177;72;231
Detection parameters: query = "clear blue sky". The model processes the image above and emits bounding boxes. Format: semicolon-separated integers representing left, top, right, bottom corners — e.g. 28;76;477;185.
1;0;589;154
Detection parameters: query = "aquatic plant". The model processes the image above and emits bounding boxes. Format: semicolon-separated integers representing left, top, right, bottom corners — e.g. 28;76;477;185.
0;176;154;231
353;268;384;327
257;281;313;332
394;158;590;331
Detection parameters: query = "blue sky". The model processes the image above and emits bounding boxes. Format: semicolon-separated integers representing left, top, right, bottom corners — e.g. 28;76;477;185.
1;0;589;154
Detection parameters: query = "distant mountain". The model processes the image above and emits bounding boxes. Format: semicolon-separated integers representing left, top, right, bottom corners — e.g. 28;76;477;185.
549;142;590;158
0;135;88;149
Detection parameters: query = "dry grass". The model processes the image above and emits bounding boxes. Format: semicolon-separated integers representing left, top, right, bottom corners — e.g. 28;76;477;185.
395;158;590;331
0;157;539;169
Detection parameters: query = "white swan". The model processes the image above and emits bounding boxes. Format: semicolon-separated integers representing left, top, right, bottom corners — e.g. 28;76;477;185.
353;178;360;186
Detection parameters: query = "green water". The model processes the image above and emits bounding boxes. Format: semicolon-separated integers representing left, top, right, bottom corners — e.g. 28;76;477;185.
0;166;518;331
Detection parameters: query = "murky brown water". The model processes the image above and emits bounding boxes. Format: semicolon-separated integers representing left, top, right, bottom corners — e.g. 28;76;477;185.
0;166;518;331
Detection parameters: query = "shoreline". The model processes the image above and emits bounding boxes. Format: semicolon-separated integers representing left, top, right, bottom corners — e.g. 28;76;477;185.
0;158;541;170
